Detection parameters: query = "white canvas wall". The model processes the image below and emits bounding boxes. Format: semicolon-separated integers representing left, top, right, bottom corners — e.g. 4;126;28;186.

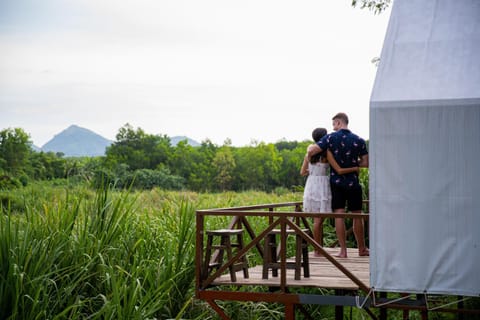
369;0;480;296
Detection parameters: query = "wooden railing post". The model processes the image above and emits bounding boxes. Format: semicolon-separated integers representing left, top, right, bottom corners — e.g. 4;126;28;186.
280;215;287;292
196;212;204;291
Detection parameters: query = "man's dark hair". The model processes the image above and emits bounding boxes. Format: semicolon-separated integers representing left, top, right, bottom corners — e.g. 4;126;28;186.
332;112;349;125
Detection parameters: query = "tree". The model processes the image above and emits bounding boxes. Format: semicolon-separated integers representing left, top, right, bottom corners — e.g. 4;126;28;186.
277;143;309;190
233;142;282;191
170;140;196;180
105;124;172;171
29;151;67;180
213;146;236;191
186;139;218;191
0;128;32;174
351;0;391;14
274;139;301;152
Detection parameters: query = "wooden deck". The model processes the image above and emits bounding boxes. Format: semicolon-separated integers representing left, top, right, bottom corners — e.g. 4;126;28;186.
195;202;480;320
195;202;375;319
211;248;369;291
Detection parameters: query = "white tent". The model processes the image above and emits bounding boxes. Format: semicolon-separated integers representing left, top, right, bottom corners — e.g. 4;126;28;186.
369;0;480;296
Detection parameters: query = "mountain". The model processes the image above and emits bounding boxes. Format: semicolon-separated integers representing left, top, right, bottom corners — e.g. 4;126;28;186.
31;144;42;152
41;125;113;157
40;125;200;157
170;136;200;147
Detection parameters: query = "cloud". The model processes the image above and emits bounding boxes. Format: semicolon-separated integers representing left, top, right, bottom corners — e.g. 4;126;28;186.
0;0;390;146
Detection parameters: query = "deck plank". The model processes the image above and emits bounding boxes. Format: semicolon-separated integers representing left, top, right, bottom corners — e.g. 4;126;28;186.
210;247;369;291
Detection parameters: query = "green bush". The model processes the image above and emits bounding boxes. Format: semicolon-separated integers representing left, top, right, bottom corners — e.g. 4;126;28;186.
126;168;185;190
0;192;25;213
0;175;22;190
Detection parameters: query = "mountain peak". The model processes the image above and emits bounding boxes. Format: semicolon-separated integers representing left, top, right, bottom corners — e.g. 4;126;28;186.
39;125;200;157
170;136;200;147
66;124;82;130
59;124;93;136
42;125;113;157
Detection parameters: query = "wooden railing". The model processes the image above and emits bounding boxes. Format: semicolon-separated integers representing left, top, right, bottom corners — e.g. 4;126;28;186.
195;201;370;294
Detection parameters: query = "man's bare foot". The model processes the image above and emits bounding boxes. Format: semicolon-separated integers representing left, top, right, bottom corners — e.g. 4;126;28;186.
359;248;370;256
335;252;347;258
314;251;322;257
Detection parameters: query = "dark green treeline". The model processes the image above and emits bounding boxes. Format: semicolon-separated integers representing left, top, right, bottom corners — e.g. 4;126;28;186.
0;124;368;194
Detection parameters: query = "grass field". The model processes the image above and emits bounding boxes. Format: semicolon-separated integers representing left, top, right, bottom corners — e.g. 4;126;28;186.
0;183;303;319
1;182;475;319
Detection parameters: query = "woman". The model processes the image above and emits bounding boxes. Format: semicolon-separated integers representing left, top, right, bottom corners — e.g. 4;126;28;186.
300;128;359;256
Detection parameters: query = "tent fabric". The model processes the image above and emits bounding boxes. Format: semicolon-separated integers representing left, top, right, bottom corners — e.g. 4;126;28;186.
369;0;480;296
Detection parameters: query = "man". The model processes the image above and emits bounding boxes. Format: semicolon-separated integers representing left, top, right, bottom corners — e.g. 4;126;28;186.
307;112;369;258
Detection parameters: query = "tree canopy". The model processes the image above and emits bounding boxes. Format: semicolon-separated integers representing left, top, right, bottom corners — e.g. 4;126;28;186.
351;0;392;14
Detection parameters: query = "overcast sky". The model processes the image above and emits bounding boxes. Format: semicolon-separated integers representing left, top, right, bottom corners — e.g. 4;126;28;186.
0;0;391;147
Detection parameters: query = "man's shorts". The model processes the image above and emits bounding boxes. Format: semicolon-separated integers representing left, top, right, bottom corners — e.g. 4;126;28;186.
331;183;363;211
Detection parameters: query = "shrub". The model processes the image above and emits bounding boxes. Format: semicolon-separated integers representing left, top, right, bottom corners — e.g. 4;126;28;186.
0;175;22;190
124;168;185;190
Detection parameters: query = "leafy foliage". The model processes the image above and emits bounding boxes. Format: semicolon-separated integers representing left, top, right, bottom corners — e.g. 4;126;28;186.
232;142;283;192
351;0;392;14
105;123;173;171
0;128;31;175
213;146;236;191
0;184;302;319
0;125;371;196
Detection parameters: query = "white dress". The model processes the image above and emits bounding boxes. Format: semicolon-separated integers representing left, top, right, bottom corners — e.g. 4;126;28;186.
303;162;332;213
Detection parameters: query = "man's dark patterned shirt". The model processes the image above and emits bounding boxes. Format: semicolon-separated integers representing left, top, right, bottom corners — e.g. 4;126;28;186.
317;129;368;188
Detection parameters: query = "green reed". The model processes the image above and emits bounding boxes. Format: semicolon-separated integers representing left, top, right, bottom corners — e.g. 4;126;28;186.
1;183;336;319
0;184;206;319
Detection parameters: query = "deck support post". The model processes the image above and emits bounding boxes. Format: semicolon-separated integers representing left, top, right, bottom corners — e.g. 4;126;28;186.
401;293;409;320
418;294;428;320
285;302;295;320
458;296;464;320
379;292;387;320
335;289;344;320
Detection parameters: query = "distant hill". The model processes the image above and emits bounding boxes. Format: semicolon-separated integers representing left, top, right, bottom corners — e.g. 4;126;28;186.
170;136;200;147
41;125;113;157
31;144;41;152
40;125;200;157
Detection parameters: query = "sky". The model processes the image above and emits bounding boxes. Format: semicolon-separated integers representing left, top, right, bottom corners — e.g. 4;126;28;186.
0;0;391;147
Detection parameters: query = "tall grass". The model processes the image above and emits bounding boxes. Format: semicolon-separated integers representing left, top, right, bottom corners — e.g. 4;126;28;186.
0;184;209;319
3;184;436;319
0;183;303;319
